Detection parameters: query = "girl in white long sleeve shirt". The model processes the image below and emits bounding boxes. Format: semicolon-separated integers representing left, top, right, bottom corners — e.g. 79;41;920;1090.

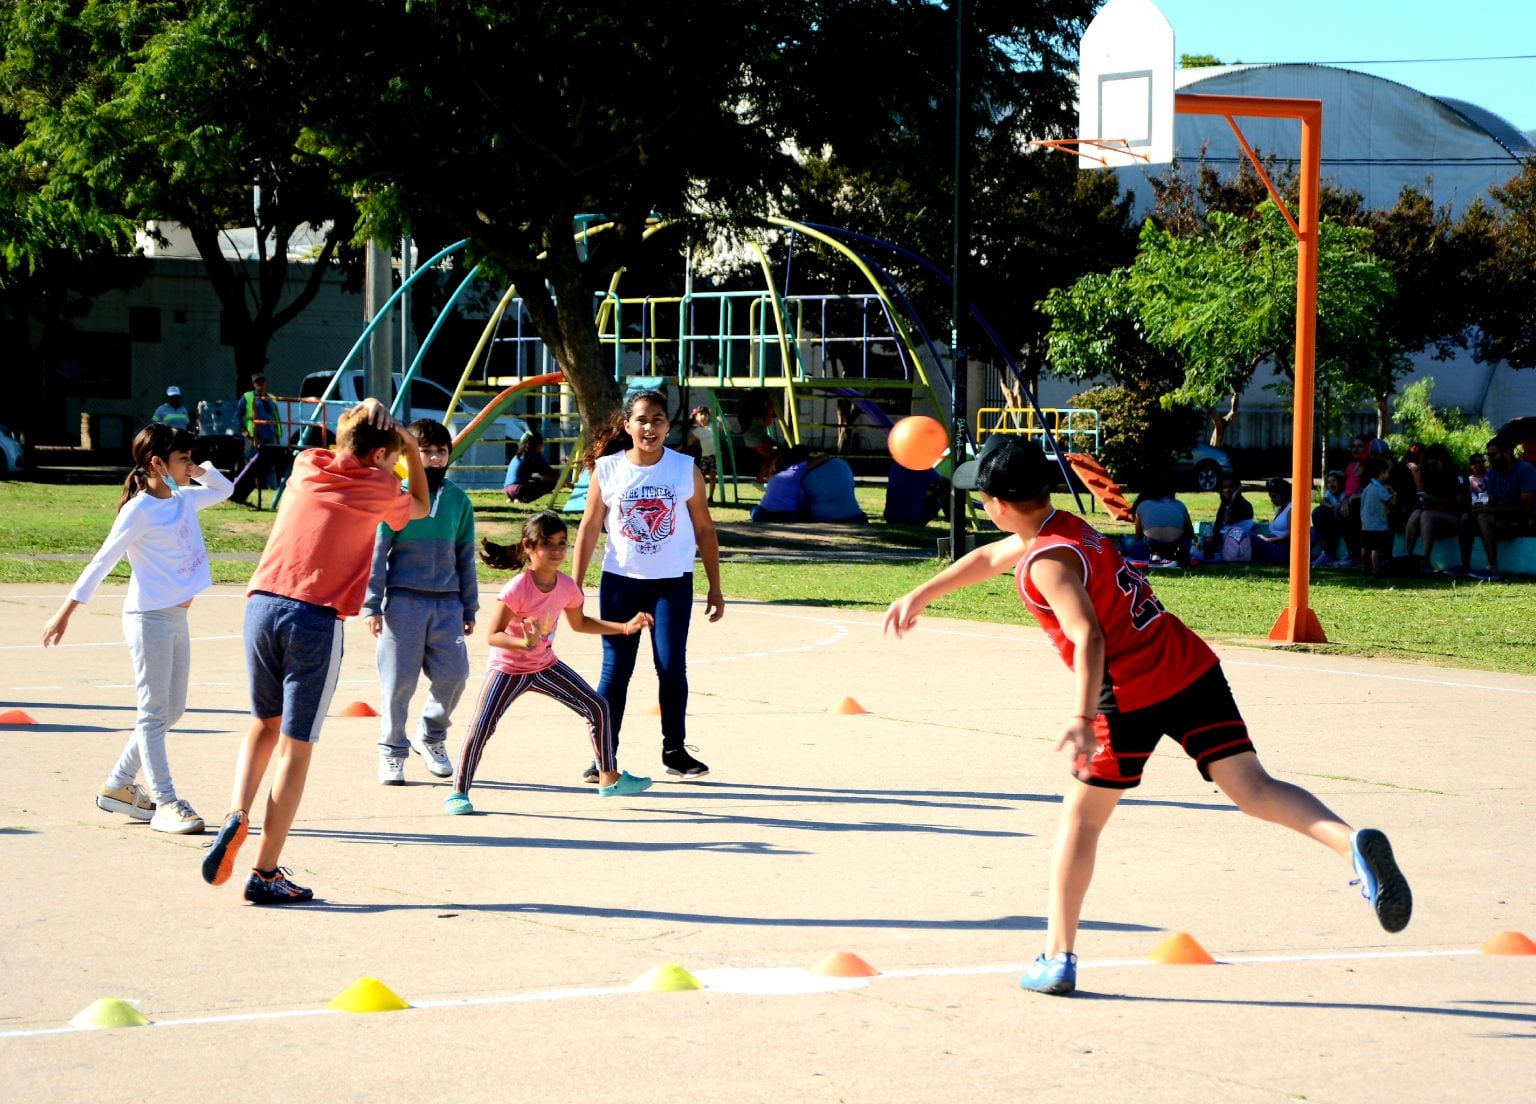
42;424;233;833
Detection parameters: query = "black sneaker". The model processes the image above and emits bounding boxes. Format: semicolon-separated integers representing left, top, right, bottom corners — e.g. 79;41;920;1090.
201;810;248;886
243;867;314;905
662;748;709;779
581;763;600;784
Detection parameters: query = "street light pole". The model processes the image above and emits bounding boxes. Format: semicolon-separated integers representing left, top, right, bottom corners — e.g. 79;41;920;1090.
948;0;968;562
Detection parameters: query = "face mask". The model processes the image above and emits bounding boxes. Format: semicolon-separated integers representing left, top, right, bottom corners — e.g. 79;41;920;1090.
423;466;449;494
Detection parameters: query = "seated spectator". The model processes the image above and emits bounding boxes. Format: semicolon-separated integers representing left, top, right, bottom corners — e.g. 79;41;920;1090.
1467;452;1489;505
1335;433;1373;566
503;430;558;504
801;454;867;523
1311;469;1346;565
1402;444;1466;563
750;445;811;523
1456;436;1536;579
1253;477;1296;564
1378;440;1420;535
1203;475;1254;560
885;462;945;525
1130;474;1194;566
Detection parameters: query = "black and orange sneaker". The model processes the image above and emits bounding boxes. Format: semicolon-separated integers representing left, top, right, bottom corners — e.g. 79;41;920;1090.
201;811;248;886
243;867;314;905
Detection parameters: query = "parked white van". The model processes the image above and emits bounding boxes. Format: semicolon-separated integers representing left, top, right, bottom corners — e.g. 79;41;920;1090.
296;371;528;490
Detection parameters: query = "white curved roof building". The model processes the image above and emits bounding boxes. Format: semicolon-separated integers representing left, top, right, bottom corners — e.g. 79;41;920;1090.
1114;63;1533;215
1075;63;1536;441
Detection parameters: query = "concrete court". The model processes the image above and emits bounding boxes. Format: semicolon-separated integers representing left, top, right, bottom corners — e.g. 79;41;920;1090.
1;580;1533;1104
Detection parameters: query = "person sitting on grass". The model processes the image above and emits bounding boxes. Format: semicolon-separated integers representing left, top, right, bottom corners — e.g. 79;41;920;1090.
1252;477;1296;564
1130;473;1194;566
883;436;1411;998
503;430;559;505
750;445;812;523
1455;436;1536;580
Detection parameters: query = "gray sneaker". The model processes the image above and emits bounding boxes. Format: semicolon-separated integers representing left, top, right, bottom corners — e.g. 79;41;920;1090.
409;737;453;779
378;754;406;785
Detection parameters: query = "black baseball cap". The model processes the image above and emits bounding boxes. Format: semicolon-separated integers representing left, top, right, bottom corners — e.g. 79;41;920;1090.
952;436;1056;501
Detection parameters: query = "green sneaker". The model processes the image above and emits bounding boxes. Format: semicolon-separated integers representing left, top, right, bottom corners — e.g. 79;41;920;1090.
443;792;475;815
598;771;653;797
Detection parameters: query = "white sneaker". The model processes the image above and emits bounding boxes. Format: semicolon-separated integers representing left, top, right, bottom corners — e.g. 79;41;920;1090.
96;782;155;821
378;754;406;785
409;737;453;779
150;798;205;835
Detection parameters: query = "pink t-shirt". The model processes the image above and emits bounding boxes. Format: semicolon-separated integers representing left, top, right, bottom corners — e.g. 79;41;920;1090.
487;570;584;675
247;449;413;617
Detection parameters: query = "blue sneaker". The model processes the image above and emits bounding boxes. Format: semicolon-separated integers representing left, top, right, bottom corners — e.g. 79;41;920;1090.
598;771;654;797
443;792;475;815
1350;828;1412;933
1019;952;1077;995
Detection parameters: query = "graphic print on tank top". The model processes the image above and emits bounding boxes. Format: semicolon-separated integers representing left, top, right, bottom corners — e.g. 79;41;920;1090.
617;483;678;554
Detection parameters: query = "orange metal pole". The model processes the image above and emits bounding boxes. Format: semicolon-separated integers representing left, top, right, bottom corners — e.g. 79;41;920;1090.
1175;94;1327;643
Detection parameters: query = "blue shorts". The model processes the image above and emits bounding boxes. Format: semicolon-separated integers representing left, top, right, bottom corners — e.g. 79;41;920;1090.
244;592;344;743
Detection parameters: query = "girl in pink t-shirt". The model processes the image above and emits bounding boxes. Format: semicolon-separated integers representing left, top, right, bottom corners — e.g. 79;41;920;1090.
444;512;653;814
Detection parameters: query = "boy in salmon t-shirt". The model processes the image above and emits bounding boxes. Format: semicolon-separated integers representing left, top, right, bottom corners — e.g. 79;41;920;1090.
202;398;431;904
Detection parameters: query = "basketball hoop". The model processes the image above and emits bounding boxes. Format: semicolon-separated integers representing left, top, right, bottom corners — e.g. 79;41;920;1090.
1029;137;1153;167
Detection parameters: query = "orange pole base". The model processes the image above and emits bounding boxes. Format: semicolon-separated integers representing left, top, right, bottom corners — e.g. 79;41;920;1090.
1269;605;1328;644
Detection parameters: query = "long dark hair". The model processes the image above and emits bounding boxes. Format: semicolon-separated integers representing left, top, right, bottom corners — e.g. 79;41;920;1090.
480;510;567;570
581;389;667;469
118;424;196;512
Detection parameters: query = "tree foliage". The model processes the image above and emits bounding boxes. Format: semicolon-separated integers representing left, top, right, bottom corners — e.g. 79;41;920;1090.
2;0;361;389
1465;157;1536;370
297;0;1105;430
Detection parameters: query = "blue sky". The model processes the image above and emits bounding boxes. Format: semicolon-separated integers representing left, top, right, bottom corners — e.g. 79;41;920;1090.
1151;0;1535;131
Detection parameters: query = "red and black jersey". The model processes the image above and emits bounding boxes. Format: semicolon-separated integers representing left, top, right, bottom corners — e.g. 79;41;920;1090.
1015;511;1217;713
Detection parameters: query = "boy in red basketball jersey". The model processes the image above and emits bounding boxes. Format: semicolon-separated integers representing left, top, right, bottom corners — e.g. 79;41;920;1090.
884;437;1411;995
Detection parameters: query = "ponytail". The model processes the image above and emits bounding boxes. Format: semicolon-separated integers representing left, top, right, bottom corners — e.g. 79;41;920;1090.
118;423;196;512
480;510;569;571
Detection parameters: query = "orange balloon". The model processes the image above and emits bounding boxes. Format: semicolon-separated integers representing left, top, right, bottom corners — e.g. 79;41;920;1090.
887;415;949;471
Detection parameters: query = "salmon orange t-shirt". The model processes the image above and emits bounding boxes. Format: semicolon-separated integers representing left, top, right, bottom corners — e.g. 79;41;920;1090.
247;448;413;617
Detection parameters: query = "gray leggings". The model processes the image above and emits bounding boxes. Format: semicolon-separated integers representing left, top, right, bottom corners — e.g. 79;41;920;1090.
107;606;191;804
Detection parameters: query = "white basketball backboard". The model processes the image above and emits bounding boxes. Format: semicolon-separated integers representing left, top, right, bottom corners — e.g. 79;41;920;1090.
1077;0;1175;169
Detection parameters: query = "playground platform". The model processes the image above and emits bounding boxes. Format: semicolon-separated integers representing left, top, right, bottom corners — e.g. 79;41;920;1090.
2;583;1533;1102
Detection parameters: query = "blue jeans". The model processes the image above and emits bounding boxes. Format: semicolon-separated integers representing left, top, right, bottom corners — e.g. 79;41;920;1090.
597;572;694;752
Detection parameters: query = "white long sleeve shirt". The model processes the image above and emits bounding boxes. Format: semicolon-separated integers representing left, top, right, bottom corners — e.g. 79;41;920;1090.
68;467;234;612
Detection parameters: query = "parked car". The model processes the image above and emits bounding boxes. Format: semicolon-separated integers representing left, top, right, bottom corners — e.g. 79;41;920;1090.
296;371;530;490
1173;443;1233;492
0;424;24;477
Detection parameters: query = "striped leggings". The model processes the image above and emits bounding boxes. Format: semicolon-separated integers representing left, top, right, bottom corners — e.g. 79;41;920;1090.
454;660;616;793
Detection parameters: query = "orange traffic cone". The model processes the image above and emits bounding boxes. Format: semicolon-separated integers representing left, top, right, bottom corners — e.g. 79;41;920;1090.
831;697;867;715
335;701;379;717
1147;932;1217;965
0;709;36;725
809;951;880;977
1481;930;1536;956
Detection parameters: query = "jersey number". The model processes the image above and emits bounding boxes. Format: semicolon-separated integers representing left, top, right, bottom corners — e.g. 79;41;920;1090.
1115;564;1165;630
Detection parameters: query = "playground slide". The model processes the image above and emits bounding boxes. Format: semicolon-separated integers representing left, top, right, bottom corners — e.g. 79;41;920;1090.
1064;452;1133;521
832;387;895;429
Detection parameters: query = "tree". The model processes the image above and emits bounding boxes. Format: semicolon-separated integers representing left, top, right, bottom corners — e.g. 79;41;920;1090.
1465;157;1536;370
1043;203;1402;447
302;0;1102;432
1;0;361;392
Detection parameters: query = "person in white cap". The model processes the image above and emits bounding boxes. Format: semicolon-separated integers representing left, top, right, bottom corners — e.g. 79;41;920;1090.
152;386;191;431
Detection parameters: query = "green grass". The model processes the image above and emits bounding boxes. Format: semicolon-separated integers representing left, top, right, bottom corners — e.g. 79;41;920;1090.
3;479;1531;675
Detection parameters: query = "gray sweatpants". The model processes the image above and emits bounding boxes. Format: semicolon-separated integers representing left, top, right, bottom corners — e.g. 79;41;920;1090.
375;591;470;757
107;605;191;804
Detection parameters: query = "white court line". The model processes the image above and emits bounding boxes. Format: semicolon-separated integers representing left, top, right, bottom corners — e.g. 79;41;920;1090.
0;947;1496;1041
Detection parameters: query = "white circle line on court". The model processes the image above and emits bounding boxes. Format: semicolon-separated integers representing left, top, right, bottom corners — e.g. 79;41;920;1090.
0;947;1503;1041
